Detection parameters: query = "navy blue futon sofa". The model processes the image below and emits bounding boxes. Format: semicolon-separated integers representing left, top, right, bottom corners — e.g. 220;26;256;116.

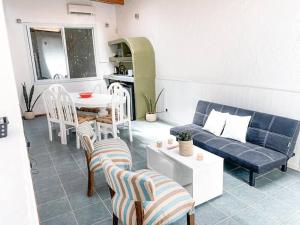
170;100;300;186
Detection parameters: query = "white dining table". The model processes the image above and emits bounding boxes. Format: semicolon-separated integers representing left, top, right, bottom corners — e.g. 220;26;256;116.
70;92;112;116
70;92;112;108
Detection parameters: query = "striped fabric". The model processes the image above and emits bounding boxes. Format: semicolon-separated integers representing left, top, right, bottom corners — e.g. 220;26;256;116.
89;138;132;173
77;122;132;173
100;155;195;225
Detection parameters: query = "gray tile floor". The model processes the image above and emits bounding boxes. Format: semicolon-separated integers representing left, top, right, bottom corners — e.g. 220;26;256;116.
24;116;300;225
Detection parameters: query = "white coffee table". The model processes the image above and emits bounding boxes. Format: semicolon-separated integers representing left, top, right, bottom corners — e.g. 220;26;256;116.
147;141;224;206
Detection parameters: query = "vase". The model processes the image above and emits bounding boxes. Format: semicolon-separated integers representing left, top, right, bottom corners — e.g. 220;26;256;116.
179;140;193;156
146;113;157;122
24;111;35;120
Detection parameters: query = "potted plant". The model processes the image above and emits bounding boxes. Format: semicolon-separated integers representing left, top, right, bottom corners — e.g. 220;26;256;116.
143;89;164;122
177;131;193;156
22;82;42;120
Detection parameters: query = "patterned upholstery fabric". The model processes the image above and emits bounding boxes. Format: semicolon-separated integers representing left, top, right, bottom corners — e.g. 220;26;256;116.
77;122;132;173
100;155;194;225
170;100;300;174
89;138;132;173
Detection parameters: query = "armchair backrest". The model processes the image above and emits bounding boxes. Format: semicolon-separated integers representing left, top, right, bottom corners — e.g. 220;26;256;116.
100;155;156;202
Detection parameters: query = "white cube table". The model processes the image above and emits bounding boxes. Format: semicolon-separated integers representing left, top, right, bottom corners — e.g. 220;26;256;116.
147;142;224;206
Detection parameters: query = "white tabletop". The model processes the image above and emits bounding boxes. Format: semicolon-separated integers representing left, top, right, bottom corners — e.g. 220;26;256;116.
70;92;112;108
148;141;223;170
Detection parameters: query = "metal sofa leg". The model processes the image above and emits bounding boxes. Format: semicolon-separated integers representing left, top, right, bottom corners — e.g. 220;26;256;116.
281;163;288;172
249;171;256;187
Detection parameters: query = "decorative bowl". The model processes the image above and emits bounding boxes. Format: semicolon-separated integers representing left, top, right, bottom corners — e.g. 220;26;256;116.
79;92;93;98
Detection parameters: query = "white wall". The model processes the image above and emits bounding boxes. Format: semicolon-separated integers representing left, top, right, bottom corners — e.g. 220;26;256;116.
0;0;39;224
116;0;300;170
4;0;118;114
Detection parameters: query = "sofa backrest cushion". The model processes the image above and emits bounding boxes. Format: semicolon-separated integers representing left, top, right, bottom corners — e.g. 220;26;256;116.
193;100;300;157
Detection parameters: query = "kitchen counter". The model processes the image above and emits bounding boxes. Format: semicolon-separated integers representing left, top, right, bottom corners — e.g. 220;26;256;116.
104;74;134;83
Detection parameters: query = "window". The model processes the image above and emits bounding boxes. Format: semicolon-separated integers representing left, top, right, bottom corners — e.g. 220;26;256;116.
27;25;97;82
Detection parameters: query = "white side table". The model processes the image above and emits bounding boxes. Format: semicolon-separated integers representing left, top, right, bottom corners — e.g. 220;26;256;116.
147;142;224;206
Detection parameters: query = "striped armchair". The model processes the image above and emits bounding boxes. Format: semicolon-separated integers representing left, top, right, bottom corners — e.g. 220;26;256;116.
77;122;132;196
97;154;195;225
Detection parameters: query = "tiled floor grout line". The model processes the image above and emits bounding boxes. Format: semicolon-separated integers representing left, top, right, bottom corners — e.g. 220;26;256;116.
70;149;113;218
39;211;77;224
45;146;80;225
36;196;66;208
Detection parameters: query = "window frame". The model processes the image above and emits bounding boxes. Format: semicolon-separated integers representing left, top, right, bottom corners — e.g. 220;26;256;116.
25;23;99;84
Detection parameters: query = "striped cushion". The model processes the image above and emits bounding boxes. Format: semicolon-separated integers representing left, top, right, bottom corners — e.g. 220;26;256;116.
89;138;132;173
101;156;194;225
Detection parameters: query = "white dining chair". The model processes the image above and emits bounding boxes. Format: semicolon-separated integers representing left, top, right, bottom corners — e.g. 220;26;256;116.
42;89;65;144
96;87;133;142
57;89;96;148
93;80;108;94
108;82;123;95
49;84;67;96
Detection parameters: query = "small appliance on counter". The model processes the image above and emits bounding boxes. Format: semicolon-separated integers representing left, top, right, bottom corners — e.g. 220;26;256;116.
119;64;126;75
0;117;9;138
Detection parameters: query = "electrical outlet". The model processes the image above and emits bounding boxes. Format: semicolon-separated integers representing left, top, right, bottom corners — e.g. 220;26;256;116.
165;108;168;112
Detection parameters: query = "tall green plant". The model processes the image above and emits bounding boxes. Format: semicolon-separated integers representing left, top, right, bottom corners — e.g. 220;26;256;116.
22;82;42;112
143;89;164;114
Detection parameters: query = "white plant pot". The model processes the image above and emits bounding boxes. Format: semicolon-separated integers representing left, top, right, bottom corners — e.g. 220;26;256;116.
146;113;157;122
179;140;193;156
24;111;35;120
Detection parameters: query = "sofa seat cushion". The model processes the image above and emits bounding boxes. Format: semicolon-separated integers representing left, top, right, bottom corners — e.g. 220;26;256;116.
193;130;287;173
170;124;204;137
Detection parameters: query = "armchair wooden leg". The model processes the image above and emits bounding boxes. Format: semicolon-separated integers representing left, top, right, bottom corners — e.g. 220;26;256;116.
187;213;195;225
135;201;144;225
113;213;118;225
87;170;94;197
85;151;94;197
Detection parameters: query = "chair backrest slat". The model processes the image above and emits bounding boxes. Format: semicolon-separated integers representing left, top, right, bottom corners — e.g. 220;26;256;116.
111;86;131;124
43;89;60;121
58;89;78;126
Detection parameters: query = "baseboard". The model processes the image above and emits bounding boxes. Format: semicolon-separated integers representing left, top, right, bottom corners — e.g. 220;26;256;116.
288;162;300;171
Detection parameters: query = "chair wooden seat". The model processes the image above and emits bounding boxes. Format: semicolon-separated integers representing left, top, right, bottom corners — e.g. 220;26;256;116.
96;115;113;124
79;107;100;113
78;114;96;124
